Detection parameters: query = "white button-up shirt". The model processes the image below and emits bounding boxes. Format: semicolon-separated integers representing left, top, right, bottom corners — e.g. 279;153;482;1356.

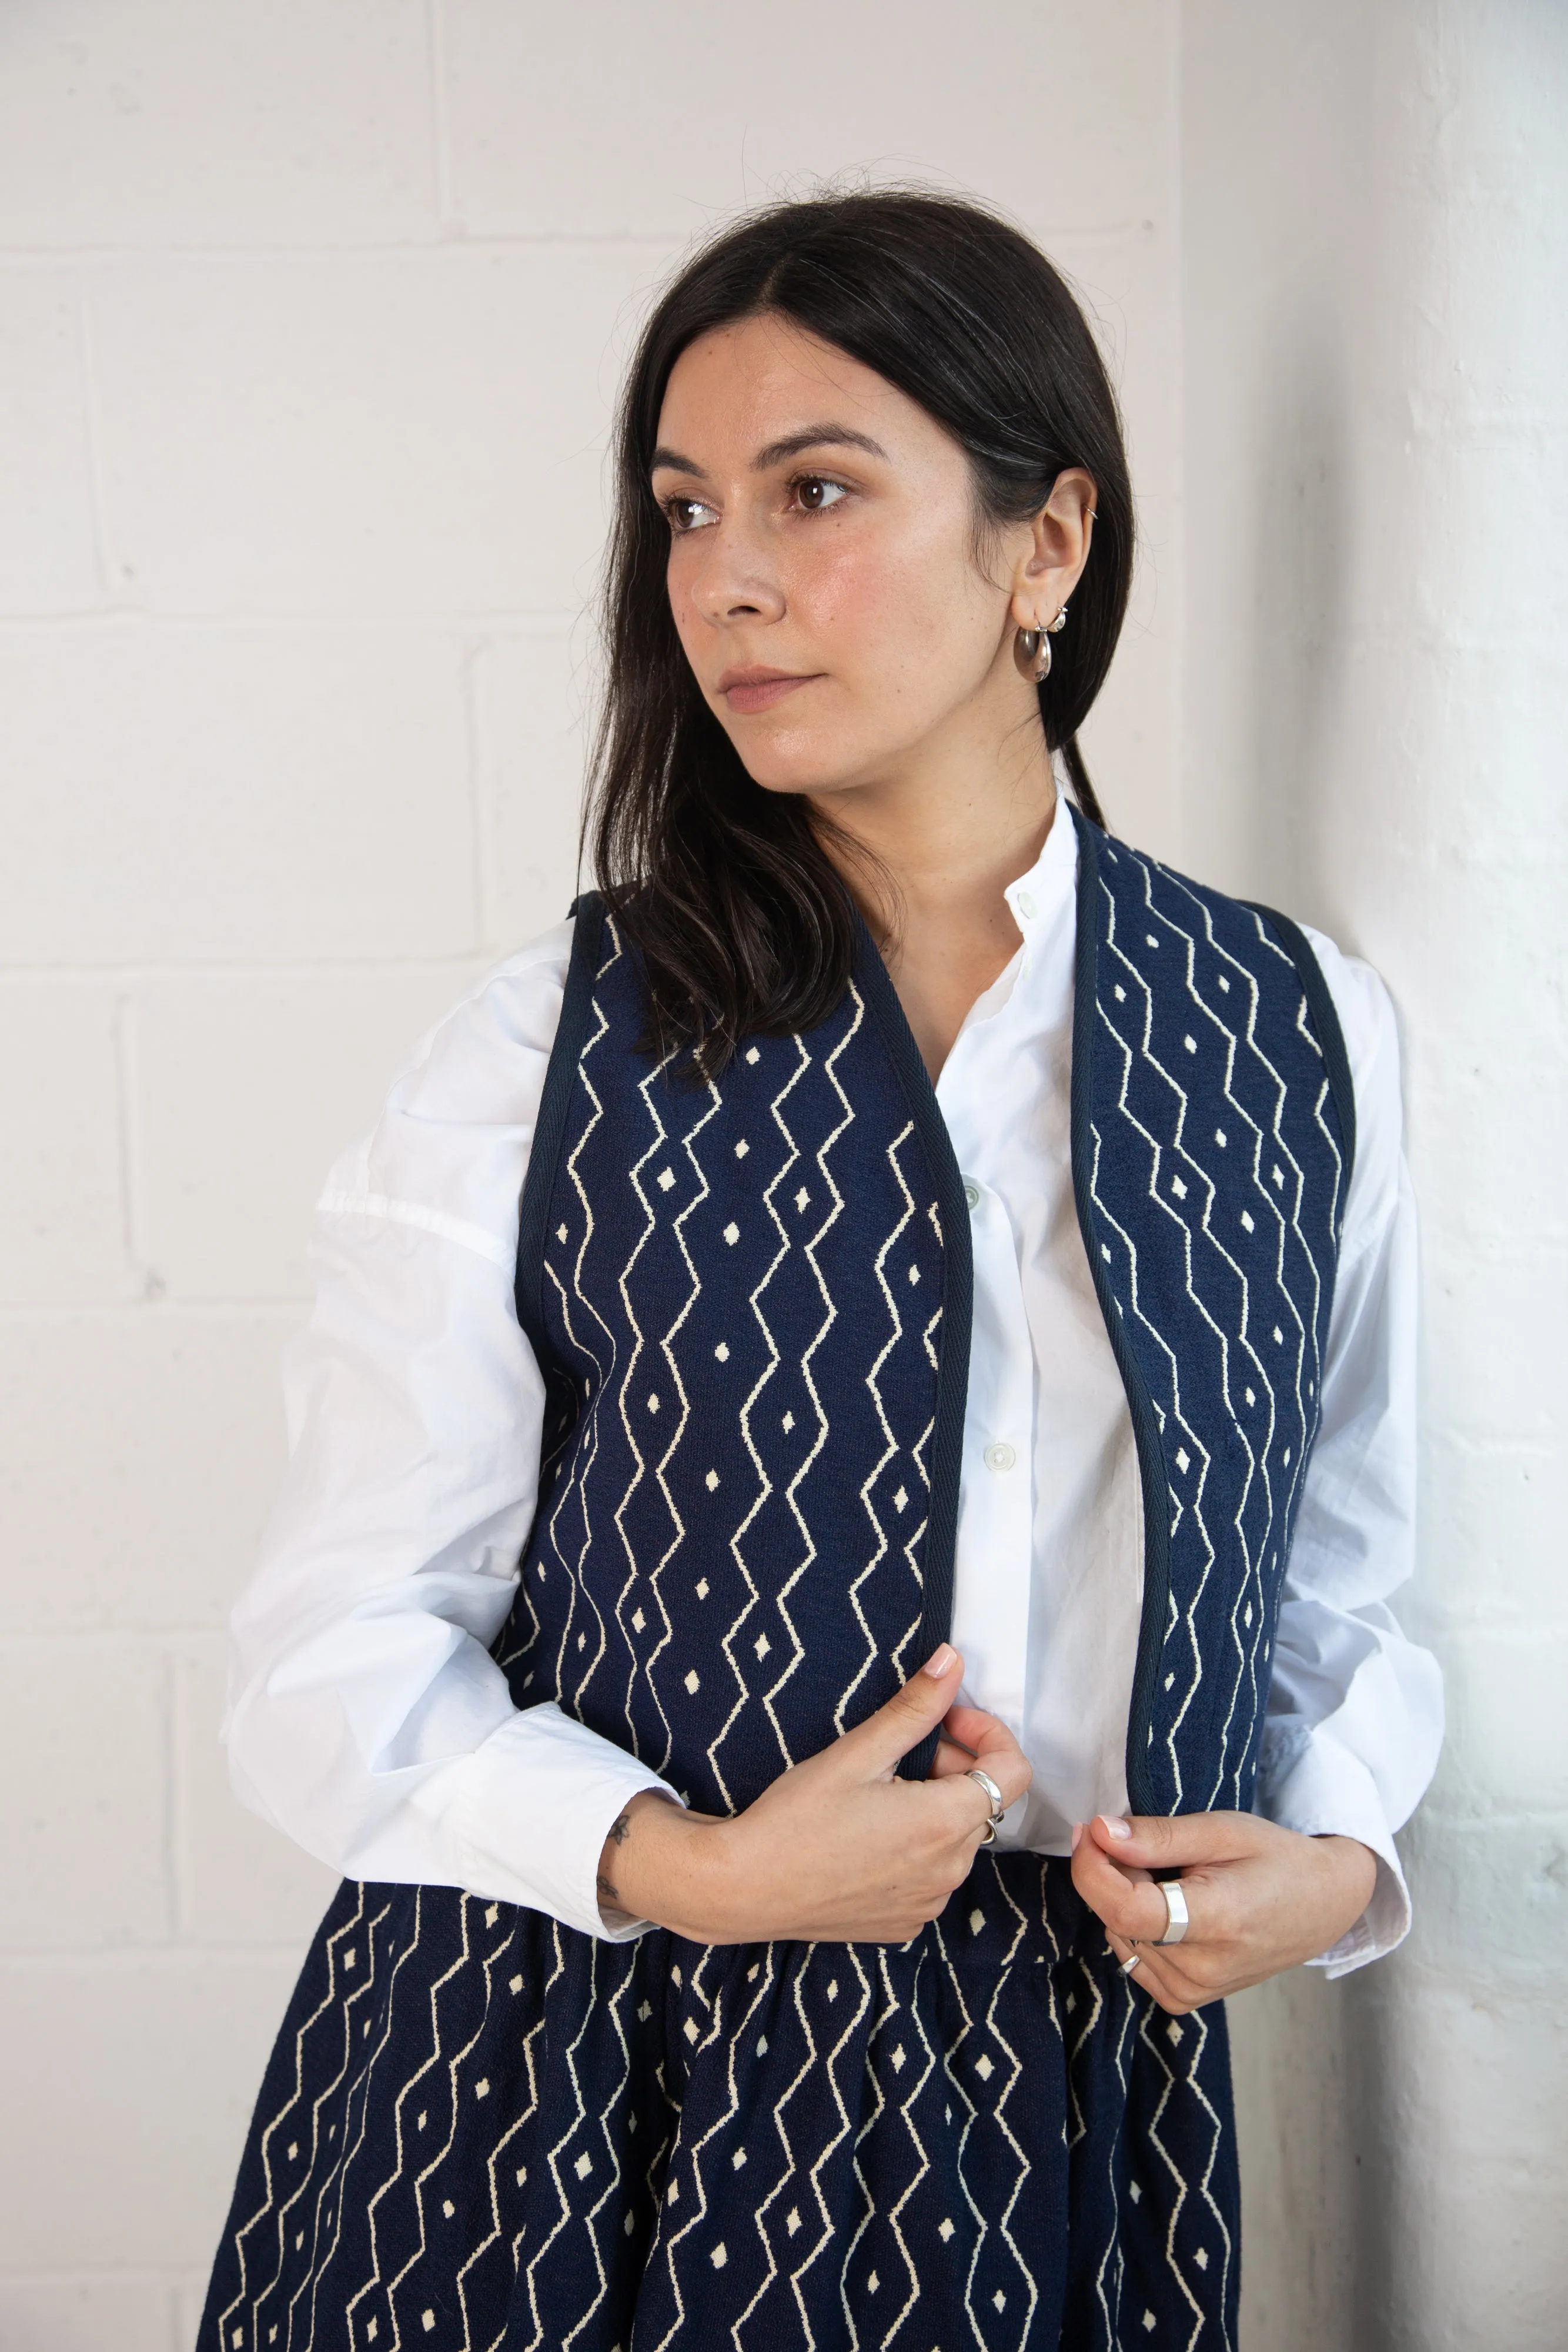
224;807;1442;1976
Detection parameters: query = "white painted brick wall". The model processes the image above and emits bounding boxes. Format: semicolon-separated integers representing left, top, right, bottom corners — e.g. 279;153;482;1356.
1184;3;1568;2346
0;278;102;612
0;7;1178;2343
0;985;132;1305
1;628;480;963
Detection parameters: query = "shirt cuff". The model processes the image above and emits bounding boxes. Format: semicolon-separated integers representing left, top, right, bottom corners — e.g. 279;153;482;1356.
1259;1729;1412;1977
443;1699;687;1942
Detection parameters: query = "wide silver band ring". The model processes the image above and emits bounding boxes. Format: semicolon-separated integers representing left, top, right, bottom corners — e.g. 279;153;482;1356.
1155;1879;1191;1946
965;1767;1007;1829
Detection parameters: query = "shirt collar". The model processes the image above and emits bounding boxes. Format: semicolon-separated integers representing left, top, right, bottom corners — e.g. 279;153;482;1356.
940;791;1080;1065
1001;789;1078;942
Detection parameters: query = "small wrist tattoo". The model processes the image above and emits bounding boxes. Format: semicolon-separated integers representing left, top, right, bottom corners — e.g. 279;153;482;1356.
607;1811;633;1847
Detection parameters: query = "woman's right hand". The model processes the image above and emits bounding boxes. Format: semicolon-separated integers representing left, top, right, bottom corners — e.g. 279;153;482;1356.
594;1643;1032;1945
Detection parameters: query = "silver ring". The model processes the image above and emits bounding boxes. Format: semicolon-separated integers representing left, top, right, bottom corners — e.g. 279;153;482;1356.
1121;1949;1142;1975
965;1768;1007;1828
1155;1879;1190;1946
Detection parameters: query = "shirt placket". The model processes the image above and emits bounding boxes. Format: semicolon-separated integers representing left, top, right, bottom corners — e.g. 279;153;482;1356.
938;977;1040;1755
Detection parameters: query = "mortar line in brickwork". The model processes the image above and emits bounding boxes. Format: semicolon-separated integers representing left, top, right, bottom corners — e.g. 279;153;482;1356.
0;2266;192;2288
1412;1801;1568;1829
0;233;691;263
426;0;457;231
0;1629;242;1656
0;220;1142;262
0;1943;331;1969
111;990;159;1300
0;1297;306;1322
163;1643;188;1943
0;954;495;980
173;2278;202;2343
460;634;492;951
0;609;581;634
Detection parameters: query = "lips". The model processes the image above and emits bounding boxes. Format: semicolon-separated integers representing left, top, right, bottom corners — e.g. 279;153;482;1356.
717;667;820;715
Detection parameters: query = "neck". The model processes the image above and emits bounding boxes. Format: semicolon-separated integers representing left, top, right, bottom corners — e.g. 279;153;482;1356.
810;717;1058;947
807;713;1059;1081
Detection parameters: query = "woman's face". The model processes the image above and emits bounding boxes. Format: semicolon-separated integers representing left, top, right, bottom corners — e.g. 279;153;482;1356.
651;313;1086;806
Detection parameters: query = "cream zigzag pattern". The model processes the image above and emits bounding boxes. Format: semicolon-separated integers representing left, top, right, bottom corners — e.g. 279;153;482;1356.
211;864;1320;2351
210;1871;1242;2350
867;1943;937;2343
764;1000;857;1769
719;1031;809;1795
835;1121;915;1736
1091;849;1341;1813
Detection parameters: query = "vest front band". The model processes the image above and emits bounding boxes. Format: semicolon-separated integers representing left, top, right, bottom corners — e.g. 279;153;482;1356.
502;807;1352;1824
199;814;1353;2352
1072;814;1353;1812
503;897;972;1808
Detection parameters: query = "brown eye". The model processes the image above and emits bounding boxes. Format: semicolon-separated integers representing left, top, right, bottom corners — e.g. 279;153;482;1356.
665;496;718;533
793;476;848;514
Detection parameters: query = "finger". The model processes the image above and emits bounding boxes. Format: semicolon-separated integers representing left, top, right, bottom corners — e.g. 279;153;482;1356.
1105;1926;1246;2010
837;1644;965;1773
1071;1831;1176;1946
937;1703;1021;1756
940;1708;1033;1800
1105;1932;1201;2016
924;1756;1030;1842
1087;1810;1260;1872
927;1742;1032;1839
928;1732;979;1778
928;1708;1029;1793
928;1732;981;1778
916;1750;1032;1845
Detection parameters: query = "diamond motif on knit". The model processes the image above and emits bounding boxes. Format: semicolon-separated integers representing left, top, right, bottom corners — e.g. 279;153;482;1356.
196;860;1343;2352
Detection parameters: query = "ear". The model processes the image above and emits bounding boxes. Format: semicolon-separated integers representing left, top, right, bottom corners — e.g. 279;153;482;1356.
1008;467;1098;633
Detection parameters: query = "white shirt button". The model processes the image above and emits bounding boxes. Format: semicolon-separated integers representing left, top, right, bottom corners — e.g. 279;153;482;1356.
1016;890;1037;920
963;1179;981;1210
984;1441;1017;1474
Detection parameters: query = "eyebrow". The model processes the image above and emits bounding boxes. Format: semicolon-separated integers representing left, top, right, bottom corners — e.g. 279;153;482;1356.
753;424;889;469
648;423;890;479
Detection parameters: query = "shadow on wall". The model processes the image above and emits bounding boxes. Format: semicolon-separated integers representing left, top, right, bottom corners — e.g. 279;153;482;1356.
1223;268;1373;2352
1345;1958;1400;2347
1246;317;1354;915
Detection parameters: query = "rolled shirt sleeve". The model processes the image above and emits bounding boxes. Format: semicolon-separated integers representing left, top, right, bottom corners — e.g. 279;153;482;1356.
221;921;686;1944
1256;930;1444;1975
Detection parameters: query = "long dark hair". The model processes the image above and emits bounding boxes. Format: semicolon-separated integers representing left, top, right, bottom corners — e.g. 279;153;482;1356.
586;189;1135;1066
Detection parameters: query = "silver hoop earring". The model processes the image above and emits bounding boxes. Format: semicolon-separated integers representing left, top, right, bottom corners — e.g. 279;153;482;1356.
1015;600;1069;686
1013;625;1051;684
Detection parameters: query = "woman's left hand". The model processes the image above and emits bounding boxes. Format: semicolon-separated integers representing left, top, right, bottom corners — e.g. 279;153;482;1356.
1070;1810;1379;2014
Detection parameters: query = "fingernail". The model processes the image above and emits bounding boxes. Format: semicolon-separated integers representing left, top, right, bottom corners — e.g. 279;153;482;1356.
1099;1815;1133;1842
922;1643;957;1678
1070;1822;1083;1855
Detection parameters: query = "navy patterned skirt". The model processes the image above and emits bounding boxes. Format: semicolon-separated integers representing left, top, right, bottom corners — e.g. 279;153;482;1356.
197;1852;1238;2351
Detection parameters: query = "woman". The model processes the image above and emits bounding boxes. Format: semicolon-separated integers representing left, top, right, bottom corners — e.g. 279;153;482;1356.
200;192;1440;2351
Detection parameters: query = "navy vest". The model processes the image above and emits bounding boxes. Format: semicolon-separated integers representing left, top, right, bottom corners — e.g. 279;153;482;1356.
198;809;1333;2351
499;807;1353;1820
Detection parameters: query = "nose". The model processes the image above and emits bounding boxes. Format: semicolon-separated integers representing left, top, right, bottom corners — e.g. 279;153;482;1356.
685;515;786;629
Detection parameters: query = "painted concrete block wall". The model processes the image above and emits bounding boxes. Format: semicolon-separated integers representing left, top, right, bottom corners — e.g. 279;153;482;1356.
1182;4;1568;2346
0;6;1178;2343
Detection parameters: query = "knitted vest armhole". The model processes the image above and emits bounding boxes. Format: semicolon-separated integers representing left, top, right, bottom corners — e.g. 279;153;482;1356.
1243;902;1358;1190
513;892;607;1375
